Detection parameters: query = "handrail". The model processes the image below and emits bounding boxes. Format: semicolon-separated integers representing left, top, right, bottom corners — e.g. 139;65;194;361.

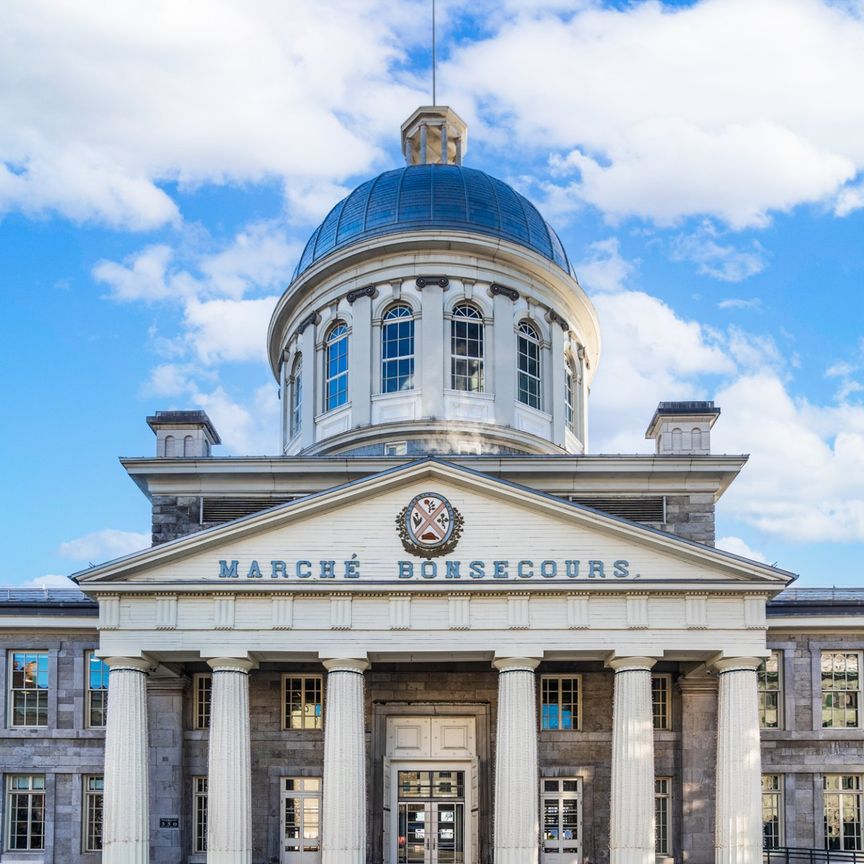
764;846;863;864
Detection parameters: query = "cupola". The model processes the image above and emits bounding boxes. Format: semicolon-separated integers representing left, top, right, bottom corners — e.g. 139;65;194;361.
401;106;468;166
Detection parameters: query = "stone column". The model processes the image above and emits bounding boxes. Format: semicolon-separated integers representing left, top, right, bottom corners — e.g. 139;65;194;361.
207;657;254;864
322;658;369;864
103;657;151;864
714;658;762;864
493;657;540;864
609;656;657;864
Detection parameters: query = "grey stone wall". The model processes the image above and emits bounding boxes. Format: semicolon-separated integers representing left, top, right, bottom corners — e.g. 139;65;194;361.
662;493;716;546
152;495;213;545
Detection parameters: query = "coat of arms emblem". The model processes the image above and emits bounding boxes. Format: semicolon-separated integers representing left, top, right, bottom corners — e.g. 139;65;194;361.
396;492;464;558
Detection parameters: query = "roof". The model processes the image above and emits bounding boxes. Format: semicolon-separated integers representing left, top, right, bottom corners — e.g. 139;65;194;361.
0;588;97;616
767;587;864;616
292;165;572;281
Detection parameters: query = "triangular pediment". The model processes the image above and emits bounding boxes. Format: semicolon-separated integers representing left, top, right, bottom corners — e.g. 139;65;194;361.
74;459;793;590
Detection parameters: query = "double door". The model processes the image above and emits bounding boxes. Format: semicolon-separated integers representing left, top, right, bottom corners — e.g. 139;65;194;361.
396;769;466;864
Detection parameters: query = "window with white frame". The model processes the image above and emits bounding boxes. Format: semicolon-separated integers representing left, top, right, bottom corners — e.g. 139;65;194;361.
6;774;45;851
824;774;863;851
290;353;303;438
564;357;577;433
821;651;861;728
517;321;542;409
758;651;783;729
193;776;208;854
324;322;349;411
282;777;321;857
283;675;323;730
540;676;580;730
86;651;108;728
83;775;104;852
9;651;48;727
655;777;672;856
540;777;581;860
381;304;415;393
652;675;671;730
193;674;211;730
450;303;484;392
762;774;783;849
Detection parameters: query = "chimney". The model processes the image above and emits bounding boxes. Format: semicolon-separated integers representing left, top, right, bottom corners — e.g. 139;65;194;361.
146;410;221;458
645;401;720;455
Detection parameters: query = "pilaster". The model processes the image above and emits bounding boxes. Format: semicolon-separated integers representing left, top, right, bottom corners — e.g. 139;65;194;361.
420;283;445;417
492;291;516;427
299;320;317;449
350;292;373;426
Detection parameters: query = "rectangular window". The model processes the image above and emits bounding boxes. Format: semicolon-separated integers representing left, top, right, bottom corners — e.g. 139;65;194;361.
762;774;783;849
83;775;104;852
652;675;671;730
541;777;581;859
6;774;45;851
824;774;863;851
282;777;321;856
193;776;208;854
283;675;323;730
86;651;109;728
822;652;861;728
758;651;783;729
655;777;672;856
9;651;48;727
194;674;212;730
540;676;580;731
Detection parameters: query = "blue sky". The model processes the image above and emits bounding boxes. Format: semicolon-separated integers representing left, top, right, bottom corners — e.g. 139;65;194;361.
2;0;863;587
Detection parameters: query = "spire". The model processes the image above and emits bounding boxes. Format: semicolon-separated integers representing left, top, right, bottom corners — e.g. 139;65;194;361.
401;106;468;166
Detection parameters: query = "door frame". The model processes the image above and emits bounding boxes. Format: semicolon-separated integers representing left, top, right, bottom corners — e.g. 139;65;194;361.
279;776;322;864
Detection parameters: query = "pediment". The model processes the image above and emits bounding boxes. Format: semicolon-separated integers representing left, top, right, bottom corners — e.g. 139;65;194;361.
74;460;793;591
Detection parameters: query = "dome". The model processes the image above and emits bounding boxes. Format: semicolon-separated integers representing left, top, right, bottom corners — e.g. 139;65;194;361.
292;164;572;280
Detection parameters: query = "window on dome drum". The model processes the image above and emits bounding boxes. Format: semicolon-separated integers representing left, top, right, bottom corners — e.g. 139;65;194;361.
381;304;415;392
86;651;109;728
758;651;783;729
290;353;303;438
517;321;542;409
655;778;672;856
821;651;861;728
192;776;208;854
565;357;577;433
824;775;863;851
193;673;211;730
83;775;104;852
283;675;323;730
541;777;581;859
762;774;783;849
450;303;484;392
652;674;671;730
324;322;349;411
540;675;581;730
8;651;48;727
6;774;44;851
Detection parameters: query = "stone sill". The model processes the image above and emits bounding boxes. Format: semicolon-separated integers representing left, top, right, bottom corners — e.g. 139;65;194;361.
1;854;45;863
761;728;864;740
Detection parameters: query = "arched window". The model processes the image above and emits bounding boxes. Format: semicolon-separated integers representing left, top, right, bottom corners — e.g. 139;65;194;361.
290;353;303;437
183;435;194;456
324;322;349;411
691;427;703;452
381;305;414;393
565;356;577;433
164;435;175;457
451;303;484;392
517;321;541;409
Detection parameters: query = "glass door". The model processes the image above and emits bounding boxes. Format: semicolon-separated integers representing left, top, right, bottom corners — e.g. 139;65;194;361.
281;777;322;864
396;771;466;864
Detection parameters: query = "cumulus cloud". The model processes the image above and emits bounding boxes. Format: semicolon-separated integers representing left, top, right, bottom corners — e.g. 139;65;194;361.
57;529;151;562
11;574;80;591
670;222;767;282
715;536;770;564
718;298;763;311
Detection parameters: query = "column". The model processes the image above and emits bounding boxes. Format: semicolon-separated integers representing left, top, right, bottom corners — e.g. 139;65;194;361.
714;658;762;864
493;657;540;864
350;293;373;427
609;656;657;864
207;657;254;864
419;283;445;418
103;657;151;864
322;658;369;864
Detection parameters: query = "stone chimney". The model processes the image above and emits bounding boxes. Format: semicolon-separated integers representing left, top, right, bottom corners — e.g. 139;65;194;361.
146;410;220;458
645;401;720;455
401;106;468;166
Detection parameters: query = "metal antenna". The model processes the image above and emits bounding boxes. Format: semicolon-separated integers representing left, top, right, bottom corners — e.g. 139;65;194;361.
432;0;437;106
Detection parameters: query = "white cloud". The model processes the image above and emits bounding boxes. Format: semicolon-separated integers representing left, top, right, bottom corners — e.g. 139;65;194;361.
670;222;766;282
193;384;279;456
574;237;635;295
718;298;763;311
93;244;177;302
715;536;769;564
57;529;150;562
184;296;279;365
11;574;80;590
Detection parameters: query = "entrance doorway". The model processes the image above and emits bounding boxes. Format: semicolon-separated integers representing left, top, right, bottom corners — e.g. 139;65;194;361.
280;777;322;863
396;770;466;864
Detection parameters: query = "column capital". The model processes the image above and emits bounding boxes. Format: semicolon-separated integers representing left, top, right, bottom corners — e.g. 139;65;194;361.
492;656;540;673
104;656;153;674
322;657;370;674
712;656;763;675
606;655;657;673
207;657;255;674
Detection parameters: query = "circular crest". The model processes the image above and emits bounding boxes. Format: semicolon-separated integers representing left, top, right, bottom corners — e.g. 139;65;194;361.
396;492;464;559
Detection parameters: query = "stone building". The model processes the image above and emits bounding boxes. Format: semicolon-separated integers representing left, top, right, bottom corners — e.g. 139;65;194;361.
1;106;862;864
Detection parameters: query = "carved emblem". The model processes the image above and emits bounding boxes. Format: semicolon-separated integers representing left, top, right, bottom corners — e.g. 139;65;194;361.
396;492;464;559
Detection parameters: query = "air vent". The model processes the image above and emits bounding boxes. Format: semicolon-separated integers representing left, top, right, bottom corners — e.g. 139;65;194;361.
201;497;297;523
567;496;666;523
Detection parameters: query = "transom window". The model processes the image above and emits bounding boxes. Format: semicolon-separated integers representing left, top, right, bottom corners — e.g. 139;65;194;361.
193;776;208;854
762;774;783;849
541;777;581;861
821;651;861;728
283;675;323;730
540;675;581;730
517;320;541;409
758;651;783;729
86;651;108;728
382;304;415;393
324;322;349;411
824;774;863;851
655;777;672;856
450;303;484;392
652;675;671;730
194;673;212;730
9;651;48;727
83;775;104;852
290;353;303;438
6;774;45;851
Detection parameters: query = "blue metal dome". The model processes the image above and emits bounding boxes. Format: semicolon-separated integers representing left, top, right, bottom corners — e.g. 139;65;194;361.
292;164;572;280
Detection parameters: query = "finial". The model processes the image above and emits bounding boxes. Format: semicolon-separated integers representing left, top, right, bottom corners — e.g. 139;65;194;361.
401;106;468;166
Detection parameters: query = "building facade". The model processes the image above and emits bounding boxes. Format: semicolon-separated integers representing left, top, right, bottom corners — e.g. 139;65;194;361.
2;107;863;864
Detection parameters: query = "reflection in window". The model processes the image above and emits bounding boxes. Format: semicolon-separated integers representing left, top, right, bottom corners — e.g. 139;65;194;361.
83;775;104;852
541;777;581;858
517;321;541;409
822;652;860;728
86;651;109;728
652;675;671;730
9;652;48;727
758;651;783;728
541;676;580;730
6;775;45;850
283;675;323;729
450;304;484;392
382;305;415;393
324;323;349;411
824;774;862;851
656;778;672;855
283;777;321;855
193;776;208;854
762;774;783;849
565;357;578;433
